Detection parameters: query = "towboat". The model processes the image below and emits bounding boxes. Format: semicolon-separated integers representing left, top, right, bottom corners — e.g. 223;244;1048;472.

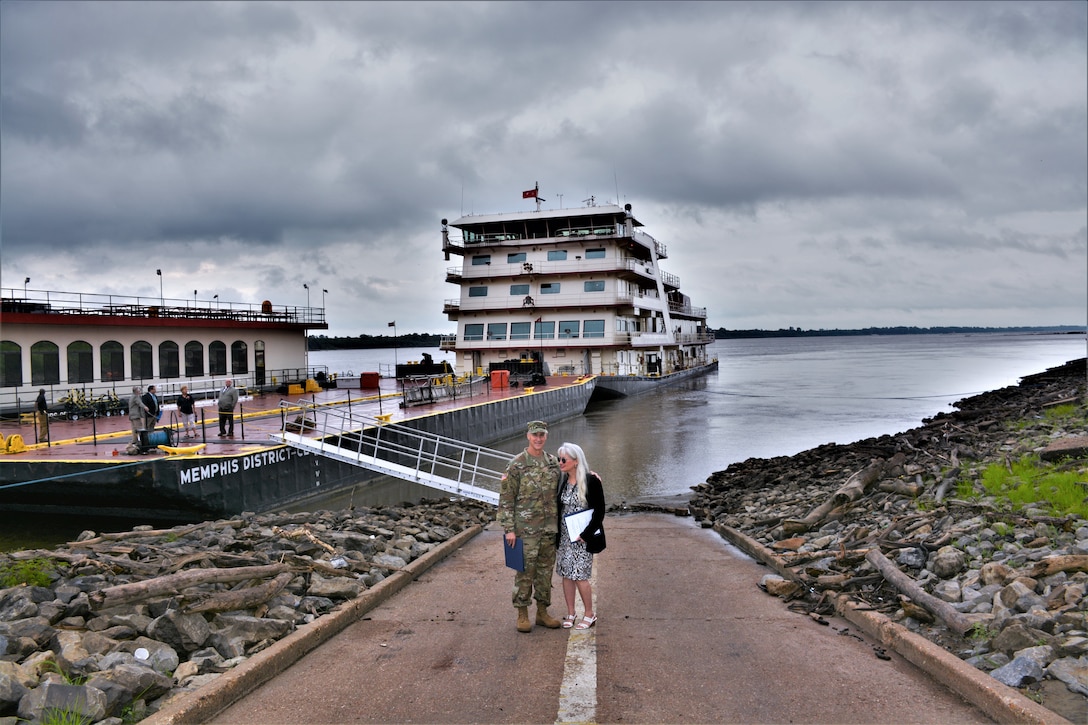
440;188;717;399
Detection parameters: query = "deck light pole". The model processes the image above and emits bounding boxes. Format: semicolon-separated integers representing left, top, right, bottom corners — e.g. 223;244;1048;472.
388;321;398;368
322;288;328;309
156;269;163;307
303;283;310;308
23;277;29;298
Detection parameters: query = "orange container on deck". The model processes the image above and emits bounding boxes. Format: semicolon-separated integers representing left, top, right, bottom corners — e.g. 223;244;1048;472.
361;372;381;388
490;369;509;390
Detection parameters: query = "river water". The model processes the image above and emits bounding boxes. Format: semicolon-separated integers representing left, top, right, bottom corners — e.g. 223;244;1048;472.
2;333;1083;549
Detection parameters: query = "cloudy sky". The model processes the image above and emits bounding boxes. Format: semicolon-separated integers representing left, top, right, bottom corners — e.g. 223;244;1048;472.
2;1;1085;336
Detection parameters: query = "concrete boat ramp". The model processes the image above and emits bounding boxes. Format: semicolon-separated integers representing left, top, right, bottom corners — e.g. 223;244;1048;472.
144;515;1067;725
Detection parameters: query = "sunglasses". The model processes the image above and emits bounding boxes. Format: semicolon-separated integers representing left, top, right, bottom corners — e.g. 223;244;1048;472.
558;457;576;463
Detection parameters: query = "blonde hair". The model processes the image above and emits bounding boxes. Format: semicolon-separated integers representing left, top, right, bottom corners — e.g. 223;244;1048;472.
557;442;589;508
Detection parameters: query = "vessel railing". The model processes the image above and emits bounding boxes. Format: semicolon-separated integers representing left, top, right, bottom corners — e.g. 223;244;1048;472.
1;287;326;326
275;400;508;504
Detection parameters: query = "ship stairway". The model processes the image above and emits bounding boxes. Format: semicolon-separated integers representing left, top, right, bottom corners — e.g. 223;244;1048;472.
270;401;508;505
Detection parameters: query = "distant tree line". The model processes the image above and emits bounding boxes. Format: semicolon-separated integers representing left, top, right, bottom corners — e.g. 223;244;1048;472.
309;326;1082;349
308;333;441;350
712;325;1084;339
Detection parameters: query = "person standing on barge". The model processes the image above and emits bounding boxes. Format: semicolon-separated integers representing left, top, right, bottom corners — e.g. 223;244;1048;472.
127;386;149;444
178;385;197;439
217;379;239;438
35;389;49;443
499;420;563;633
141;385;160;433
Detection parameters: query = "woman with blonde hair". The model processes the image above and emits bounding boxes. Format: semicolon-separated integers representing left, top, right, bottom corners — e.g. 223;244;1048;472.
554;442;606;630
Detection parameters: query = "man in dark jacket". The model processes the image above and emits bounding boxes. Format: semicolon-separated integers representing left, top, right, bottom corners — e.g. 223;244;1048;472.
141;385;160;433
35;389;49;442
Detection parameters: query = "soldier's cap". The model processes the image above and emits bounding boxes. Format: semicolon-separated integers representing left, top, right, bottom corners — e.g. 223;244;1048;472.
527;420;548;434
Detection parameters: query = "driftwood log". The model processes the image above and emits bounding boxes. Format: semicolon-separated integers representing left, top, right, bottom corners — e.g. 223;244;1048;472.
865;548;975;636
782;455;905;535
1030;555;1088;578
182;571;295;614
90;563;292;610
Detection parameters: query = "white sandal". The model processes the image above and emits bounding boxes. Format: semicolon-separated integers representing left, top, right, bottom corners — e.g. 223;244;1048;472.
561;615;577;629
575;615;597;630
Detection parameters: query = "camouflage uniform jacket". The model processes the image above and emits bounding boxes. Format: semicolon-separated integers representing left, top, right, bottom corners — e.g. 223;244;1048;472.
498;448;560;537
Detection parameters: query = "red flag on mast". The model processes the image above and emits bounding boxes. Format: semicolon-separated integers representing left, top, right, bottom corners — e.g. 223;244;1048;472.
522;188;537;199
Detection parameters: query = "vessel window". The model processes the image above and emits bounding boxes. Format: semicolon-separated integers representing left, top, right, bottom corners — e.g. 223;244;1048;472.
468;286;488;297
547;250;567;261
584;280;605;292
68;341;94;384
509;284;530;296
471;255;491;266
583;320;606;338
0;341;23;387
232;341;249;374
209;341;227;375
507;253;526;263
101;341;124;382
585;248;606;259
158;341;180;379
510;322;531;340
464;324;484;341
487;323;507;341
540;283;561;294
185;341;205;377
131;341;153;380
534;320;555;339
558;321;579;339
31;341;60;386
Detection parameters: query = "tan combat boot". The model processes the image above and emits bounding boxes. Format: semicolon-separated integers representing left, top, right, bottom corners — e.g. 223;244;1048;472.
535;605;561;629
516;606;532;633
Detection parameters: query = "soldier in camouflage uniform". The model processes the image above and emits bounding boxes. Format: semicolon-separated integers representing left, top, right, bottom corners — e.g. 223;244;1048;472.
499;420;563;632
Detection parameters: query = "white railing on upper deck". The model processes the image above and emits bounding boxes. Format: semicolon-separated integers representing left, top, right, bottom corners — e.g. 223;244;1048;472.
1;288;326;327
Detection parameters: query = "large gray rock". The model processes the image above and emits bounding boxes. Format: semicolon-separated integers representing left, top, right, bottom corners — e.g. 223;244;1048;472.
85;663;173;715
307;573;363;599
0;672;29;716
929;546;967;579
990;655;1045;687
18;681;108;724
147;611;211;653
210;614;292;647
1046;656;1088;696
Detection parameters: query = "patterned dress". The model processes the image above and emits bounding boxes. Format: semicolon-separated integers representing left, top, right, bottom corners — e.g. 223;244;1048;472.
556;481;594;581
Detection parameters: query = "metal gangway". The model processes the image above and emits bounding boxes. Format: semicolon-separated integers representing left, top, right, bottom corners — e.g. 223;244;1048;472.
270;401;508;505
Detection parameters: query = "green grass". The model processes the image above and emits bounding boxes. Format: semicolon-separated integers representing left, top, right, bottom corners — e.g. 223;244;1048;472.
1043;403;1080;422
0;556;62;587
977;455;1088;518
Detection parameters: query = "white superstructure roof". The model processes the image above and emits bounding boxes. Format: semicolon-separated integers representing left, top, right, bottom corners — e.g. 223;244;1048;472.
450;203;643;229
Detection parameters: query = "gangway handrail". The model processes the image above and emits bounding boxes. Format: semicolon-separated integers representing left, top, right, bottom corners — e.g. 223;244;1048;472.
271;400;510;505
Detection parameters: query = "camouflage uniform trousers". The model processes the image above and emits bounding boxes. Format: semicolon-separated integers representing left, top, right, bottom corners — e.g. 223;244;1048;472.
512;533;557;608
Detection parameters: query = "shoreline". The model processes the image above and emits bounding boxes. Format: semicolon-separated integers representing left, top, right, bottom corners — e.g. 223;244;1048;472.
689;356;1087;719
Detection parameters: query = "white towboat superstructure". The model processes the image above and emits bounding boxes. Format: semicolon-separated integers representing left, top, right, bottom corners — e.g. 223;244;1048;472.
439;191;716;397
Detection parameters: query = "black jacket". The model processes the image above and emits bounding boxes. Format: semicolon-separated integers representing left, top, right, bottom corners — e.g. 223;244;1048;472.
557;472;606;553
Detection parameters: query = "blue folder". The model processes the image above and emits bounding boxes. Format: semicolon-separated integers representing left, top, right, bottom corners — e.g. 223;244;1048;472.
504;537;525;572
